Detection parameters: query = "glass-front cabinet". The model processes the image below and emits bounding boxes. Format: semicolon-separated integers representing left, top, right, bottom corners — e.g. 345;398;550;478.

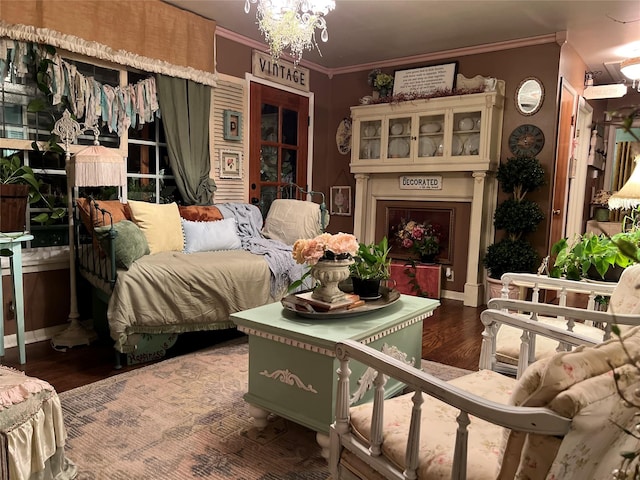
351;86;504;172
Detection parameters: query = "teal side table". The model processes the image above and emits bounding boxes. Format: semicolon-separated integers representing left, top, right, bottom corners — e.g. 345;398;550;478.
230;294;439;458
0;233;34;364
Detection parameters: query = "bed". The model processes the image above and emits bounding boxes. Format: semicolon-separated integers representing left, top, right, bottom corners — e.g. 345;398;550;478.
75;190;327;367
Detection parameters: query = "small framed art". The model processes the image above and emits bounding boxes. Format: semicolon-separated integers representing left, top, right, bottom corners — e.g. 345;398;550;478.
220;149;242;179
330;186;351;216
223;110;242;141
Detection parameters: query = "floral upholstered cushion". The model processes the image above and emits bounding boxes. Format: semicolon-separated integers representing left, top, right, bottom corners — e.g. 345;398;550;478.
504;363;640;480
348;369;515;479
511;325;640;407
495;317;609;366
607;264;640;332
498;327;640;479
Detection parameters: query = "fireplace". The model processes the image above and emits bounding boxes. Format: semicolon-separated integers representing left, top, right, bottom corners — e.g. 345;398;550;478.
375;199;471;297
353;171;497;307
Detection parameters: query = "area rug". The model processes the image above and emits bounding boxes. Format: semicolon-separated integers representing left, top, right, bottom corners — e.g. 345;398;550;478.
58;338;471;480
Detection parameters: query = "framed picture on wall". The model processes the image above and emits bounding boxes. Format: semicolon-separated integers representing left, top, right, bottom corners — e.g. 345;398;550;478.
223;110;242;141
220;149;242;179
330;186;351;216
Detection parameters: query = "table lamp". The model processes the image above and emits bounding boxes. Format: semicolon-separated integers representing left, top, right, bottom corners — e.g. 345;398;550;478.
608;154;640;231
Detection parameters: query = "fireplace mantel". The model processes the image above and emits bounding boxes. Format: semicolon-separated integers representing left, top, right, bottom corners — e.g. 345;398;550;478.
349;85;505;306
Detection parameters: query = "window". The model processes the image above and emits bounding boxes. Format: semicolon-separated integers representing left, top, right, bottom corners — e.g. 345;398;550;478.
0;44;180;248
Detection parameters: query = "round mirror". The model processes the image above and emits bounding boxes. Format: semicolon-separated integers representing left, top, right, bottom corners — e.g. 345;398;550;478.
515;77;544;116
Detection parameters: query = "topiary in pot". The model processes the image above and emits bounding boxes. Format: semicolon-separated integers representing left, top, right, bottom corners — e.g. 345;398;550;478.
483;155;545;280
484;238;540;280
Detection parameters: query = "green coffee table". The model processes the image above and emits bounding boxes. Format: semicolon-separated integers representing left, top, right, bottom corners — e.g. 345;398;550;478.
230;294;439;457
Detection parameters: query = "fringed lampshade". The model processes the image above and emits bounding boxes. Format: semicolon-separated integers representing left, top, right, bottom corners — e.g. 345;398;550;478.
71;145;126;187
608;155;640;210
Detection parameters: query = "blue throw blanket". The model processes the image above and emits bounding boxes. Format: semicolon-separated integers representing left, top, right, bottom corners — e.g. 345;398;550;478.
217;203;308;297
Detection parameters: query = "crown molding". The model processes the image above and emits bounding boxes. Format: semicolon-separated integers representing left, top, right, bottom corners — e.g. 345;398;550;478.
216;27;562;78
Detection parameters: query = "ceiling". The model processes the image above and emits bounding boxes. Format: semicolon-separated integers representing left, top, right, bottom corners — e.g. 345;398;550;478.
164;0;640;84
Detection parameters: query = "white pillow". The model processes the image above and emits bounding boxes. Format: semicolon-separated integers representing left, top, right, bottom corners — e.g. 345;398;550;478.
181;218;242;253
262;199;327;245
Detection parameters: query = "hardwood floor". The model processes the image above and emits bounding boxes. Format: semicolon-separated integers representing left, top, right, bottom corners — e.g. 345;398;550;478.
422;298;485;371
1;298;483;393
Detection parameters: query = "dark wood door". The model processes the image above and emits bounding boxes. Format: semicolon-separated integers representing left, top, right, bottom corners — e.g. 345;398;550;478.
249;82;309;216
549;79;576;247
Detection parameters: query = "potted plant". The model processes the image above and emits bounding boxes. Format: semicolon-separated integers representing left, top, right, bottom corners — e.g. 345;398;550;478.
0;154;65;233
591;190;613;222
349;237;392;299
550;230;640;281
368;69;394;98
483;155;545;295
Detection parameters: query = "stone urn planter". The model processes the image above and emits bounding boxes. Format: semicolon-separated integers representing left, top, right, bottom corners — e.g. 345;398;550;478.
310;258;354;303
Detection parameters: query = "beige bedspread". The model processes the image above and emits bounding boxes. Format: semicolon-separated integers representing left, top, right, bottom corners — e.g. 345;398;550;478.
108;250;273;353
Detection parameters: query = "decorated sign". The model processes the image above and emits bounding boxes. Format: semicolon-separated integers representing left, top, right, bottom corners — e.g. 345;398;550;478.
399;176;442;190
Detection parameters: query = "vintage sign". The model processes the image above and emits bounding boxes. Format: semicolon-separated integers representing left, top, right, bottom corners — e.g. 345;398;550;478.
252;51;310;92
393;62;457;96
399;175;442;190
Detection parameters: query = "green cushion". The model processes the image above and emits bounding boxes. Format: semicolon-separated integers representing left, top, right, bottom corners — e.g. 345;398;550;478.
94;220;150;269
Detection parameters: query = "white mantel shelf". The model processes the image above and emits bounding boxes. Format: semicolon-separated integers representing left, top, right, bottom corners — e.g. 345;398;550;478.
349;85;505;307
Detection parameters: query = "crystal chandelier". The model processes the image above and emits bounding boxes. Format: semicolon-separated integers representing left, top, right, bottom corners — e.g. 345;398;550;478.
244;0;336;65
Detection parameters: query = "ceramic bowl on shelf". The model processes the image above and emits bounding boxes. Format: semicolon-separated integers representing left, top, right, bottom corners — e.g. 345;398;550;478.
464;134;481;155
419;136;436;157
452;135;463;155
390;123;404;135
458;117;474;131
389;138;409;157
420;122;441;133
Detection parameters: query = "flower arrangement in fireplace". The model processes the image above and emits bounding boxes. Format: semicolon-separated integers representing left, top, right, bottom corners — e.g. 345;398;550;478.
292;232;359;266
395;218;442;259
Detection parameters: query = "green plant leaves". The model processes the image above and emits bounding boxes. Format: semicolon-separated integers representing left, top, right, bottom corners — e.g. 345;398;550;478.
496;156;545;199
1;154;67;224
493;199;545;236
349;237;391;280
483;238;540;279
550;231;640;280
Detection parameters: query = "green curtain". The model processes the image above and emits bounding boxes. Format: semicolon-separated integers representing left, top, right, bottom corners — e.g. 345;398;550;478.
156;75;216;205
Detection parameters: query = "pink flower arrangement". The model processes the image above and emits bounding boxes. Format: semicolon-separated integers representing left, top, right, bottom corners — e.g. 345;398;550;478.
292;232;359;265
395;219;442;258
